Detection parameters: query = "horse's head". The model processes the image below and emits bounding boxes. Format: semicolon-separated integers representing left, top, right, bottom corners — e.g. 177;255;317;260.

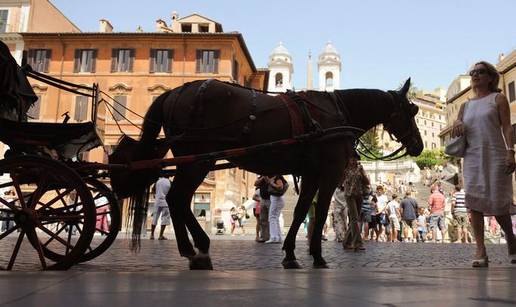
108;135;169;199
383;78;423;156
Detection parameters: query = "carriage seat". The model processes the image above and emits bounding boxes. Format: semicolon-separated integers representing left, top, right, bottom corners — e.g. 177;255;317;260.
0;118;102;159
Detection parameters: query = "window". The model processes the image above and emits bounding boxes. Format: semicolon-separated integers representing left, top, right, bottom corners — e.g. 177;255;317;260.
74;49;97;73
432;143;436;149
508;81;515;103
27;95;41;120
325;72;333;88
150;49;173;73
112;95;127;121
181;23;192;32
111;49;134;72
275;73;283;87
232;57;239;82
424;130;427;136
199;24;209;33
27;49;52;72
193;193;210;219
0;10;8;33
74;96;88;122
196;49;219;73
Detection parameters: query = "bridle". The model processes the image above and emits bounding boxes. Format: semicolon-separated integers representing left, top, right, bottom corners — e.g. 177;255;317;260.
356;91;419;161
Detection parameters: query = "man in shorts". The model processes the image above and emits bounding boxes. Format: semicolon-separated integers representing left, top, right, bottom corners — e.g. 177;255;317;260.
451;185;469;243
150;177;172;240
400;191;418;242
428;184;446;243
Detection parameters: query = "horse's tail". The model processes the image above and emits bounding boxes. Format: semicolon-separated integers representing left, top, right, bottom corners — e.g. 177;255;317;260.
109;91;171;250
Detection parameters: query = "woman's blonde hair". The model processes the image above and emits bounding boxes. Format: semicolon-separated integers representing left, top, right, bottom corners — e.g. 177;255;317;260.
474;61;501;93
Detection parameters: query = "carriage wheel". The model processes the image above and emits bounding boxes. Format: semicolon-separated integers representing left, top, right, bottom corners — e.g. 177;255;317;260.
36;178;120;263
78;178;120;263
0;156;96;270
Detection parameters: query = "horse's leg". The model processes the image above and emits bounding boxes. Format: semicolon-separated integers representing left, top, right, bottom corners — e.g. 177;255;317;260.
167;162;213;270
310;172;342;269
282;174;318;269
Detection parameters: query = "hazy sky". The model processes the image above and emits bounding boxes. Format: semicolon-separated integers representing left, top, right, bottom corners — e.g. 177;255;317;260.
52;0;515;92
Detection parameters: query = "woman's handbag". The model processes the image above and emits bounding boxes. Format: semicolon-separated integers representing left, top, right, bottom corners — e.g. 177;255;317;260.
444;136;466;157
444;101;469;158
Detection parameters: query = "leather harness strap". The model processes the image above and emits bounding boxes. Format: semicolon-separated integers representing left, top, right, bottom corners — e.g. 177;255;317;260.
278;94;305;136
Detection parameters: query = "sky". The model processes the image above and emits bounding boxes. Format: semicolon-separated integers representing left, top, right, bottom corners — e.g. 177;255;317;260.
52;0;516;92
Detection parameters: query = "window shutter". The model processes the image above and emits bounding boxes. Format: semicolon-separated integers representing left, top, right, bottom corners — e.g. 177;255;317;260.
167;49;173;72
73;49;81;73
149;49;156;73
111;49;117;72
27;49;34;68
90;49;97;73
43;49;51;73
129;49;135;72
195;50;202;73
113;96;127;121
214;50;220;73
74;96;88;122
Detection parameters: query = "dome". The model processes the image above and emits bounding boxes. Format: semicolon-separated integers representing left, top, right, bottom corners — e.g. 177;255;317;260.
318;41;341;65
322;41;338;55
271;41;290;56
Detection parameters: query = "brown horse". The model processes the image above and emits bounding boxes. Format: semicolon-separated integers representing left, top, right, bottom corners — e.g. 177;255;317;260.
109;78;423;269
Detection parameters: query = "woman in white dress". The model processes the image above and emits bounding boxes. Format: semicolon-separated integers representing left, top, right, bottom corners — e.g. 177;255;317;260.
451;61;515;267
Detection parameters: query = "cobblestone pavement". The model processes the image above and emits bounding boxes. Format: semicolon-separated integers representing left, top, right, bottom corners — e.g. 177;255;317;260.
2;234;515;271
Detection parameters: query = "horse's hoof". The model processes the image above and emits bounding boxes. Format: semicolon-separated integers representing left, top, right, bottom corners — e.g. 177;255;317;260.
313;258;329;269
313;262;329;269
282;259;302;269
189;254;213;270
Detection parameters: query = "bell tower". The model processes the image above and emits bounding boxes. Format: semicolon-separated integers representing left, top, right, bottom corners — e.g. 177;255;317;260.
267;42;293;92
318;41;341;92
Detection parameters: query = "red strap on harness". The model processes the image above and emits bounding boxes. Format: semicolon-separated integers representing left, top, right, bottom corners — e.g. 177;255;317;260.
278;94;305;136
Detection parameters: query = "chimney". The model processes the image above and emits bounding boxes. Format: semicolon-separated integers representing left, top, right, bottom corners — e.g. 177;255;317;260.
156;19;168;32
99;19;113;33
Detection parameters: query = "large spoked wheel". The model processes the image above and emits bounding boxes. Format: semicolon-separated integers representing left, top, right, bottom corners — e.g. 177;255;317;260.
78;178;121;263
0;155;96;270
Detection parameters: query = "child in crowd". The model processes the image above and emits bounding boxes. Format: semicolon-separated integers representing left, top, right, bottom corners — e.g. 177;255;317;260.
417;207;428;242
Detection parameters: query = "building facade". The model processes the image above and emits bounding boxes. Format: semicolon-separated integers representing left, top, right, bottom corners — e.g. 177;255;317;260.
5;11;268;233
0;0;79;63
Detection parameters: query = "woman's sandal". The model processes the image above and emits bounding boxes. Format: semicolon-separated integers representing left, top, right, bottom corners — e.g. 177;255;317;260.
472;257;489;268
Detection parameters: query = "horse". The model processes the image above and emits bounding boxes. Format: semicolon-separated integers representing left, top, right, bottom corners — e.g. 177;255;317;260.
109;78;423;269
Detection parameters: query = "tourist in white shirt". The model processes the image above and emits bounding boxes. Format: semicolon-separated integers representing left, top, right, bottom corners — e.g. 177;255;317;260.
375;186;389;242
387;194;401;242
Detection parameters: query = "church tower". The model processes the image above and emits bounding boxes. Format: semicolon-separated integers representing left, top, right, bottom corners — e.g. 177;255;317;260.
318;41;341;91
267;42;293;92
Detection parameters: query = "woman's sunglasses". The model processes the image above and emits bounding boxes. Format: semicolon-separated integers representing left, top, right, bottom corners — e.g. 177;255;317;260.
469;68;488;76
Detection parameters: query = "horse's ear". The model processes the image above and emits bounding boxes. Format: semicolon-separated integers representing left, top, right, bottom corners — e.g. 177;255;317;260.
400;78;411;97
410;104;419;116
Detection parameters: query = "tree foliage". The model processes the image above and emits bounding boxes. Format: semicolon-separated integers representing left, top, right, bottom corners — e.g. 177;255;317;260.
414;149;446;169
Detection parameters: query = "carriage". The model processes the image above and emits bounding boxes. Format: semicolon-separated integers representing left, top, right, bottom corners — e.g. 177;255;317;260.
0;62;123;270
0;40;423;270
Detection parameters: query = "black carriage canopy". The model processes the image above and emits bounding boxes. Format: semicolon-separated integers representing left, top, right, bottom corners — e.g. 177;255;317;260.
0;40;102;159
